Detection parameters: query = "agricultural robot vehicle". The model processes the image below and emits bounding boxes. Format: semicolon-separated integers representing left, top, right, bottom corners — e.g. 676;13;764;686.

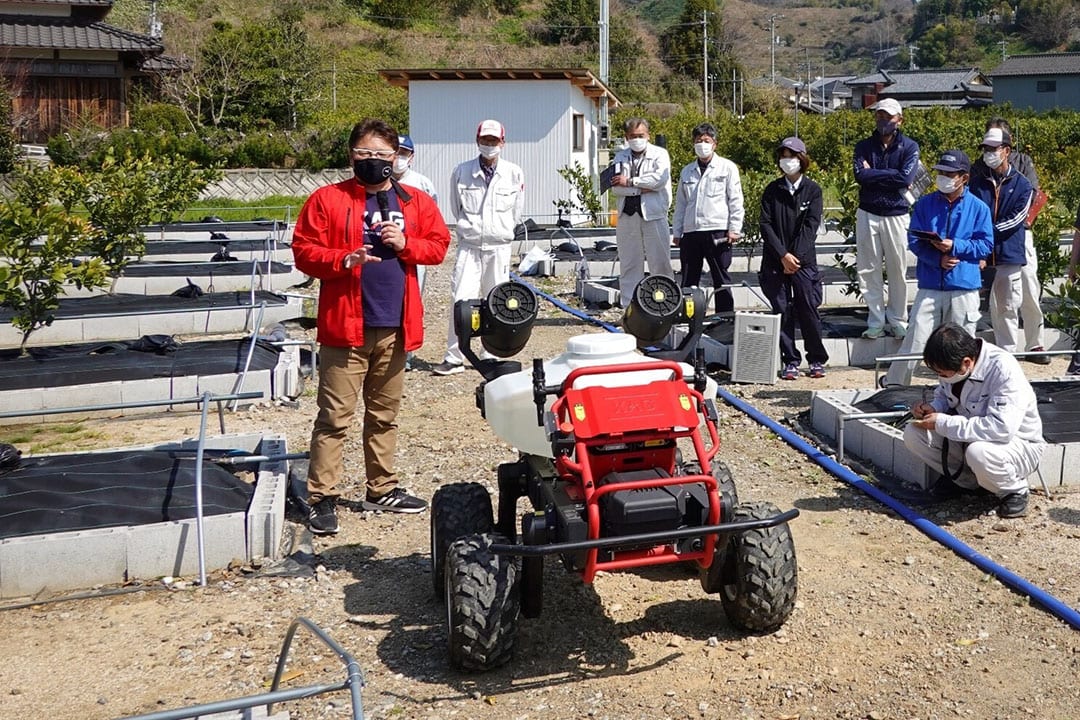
431;276;799;671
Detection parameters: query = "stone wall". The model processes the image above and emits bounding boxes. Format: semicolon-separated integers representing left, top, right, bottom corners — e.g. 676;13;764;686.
0;168;352;202
199;168;352;201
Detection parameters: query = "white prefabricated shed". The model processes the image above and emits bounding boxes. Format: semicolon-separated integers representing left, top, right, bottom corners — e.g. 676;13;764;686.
379;68;620;227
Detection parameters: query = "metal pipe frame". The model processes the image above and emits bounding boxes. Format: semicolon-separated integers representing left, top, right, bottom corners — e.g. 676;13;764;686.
229;302;267;411
121;617;365;720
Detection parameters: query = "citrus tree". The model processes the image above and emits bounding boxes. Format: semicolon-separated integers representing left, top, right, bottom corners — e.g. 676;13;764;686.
81;149;220;292
0;166;108;353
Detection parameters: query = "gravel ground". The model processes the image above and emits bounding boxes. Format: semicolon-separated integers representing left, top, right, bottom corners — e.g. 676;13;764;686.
1;244;1079;720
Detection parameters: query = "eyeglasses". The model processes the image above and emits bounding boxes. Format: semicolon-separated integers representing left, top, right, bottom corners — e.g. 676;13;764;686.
351;148;396;160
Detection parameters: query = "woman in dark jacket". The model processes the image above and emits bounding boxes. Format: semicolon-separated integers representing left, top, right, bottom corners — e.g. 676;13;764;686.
759;137;828;380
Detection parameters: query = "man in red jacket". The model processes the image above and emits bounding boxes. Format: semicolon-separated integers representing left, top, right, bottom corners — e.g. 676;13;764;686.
292;118;451;534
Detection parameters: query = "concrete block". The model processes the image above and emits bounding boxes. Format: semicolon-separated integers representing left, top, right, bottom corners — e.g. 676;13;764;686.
1057;442;1080;487
823;337;850;367
838;416;868;461
861;420;898;473
577;277;620;306
848;337;904;368
0;387;45;425
809;390;861;440
0;528;128;599
128;513;248;579
248;434;288;561
42;380;124;421
81;315;135;342
892;436;934;489
143;312;199;337
119;378;181;416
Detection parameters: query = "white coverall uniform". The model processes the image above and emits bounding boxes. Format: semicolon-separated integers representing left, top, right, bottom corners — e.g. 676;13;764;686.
903;340;1045;497
443;156;525;365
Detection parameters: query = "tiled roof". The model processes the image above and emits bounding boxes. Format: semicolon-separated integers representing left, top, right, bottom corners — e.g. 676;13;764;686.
991;53;1080;77
884;69;987;93
0;16;160;53
846;68;989;93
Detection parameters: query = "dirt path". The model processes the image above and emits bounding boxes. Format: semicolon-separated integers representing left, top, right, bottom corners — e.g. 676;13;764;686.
1;257;1079;720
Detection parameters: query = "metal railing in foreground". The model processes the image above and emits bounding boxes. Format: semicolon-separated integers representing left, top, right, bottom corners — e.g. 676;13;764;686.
120;617;365;720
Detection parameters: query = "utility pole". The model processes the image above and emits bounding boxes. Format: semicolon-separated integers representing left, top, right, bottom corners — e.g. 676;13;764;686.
908;44;918;70
702;10;709;116
768;13;784;86
148;0;162;39
999;39;1008;61
599;0;610;144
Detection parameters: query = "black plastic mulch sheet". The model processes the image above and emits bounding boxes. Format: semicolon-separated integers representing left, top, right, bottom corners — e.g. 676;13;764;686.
0;338;281;392
122;260;294;277
0;291;289;324
854;381;1080;444
0;450;255;540
144;239;285;257
139;220;287;234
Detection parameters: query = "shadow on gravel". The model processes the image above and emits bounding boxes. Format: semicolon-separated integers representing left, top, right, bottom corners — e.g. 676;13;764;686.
320;546;698;700
744;387;813;410
792;484;1001;526
1047;506;1080;527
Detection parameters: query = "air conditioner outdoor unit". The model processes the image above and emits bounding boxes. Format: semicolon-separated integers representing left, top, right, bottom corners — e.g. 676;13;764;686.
731;312;781;385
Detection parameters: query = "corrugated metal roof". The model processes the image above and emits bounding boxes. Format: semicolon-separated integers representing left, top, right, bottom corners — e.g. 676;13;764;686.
0;16;160;53
380;67;621;108
991;53;1080;77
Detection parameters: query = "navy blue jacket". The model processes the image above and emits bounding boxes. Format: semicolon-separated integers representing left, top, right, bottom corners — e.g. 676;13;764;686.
969;165;1033;267
759;175;823;269
853;130;921;217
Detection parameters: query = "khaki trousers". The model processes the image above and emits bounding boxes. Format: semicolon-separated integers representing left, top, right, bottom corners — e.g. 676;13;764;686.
307;328;406;503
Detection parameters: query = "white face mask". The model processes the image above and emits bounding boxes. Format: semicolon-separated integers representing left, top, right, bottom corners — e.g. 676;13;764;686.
392;156;411;175
779;157;802;175
478;143;501;160
693;141;713;159
627;137;648;153
936;174;959;194
939;368;971;385
982;150;1003;169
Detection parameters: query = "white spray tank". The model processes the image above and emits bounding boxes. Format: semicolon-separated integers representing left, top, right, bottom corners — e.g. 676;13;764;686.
484;332;717;458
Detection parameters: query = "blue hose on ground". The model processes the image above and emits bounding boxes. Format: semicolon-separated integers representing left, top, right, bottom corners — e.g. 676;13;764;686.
510;272;621;334
511;272;1080;630
717;387;1080;632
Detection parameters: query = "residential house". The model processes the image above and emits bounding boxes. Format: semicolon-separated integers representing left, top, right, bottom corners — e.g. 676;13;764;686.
0;0;163;142
990;53;1080;111
379;68;620;226
847;68;993;110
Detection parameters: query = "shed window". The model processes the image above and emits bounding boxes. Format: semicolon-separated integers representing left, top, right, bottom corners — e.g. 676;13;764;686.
1036;80;1056;93
572;113;585;151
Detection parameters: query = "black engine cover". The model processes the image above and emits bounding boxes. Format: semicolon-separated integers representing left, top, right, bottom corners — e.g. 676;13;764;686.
599;469;710;537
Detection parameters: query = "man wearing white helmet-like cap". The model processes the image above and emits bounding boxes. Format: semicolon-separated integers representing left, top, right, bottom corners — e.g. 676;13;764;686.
853;97;921;341
434;119;525;376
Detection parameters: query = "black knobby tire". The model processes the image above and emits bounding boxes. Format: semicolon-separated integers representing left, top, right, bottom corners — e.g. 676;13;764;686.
445;533;521;672
718;501;798;632
430;483;494;597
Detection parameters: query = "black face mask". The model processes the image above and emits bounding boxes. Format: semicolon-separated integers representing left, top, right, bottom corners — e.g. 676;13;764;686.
353;158;392;186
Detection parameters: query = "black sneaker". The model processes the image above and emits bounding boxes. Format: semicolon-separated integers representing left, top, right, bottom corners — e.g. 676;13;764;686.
362;487;428;513
309;496;339;535
1025;347;1052;365
1068;352;1080;376
997;491;1029;518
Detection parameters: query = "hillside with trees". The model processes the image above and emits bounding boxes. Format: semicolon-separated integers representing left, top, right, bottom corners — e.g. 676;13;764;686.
59;0;1077;173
